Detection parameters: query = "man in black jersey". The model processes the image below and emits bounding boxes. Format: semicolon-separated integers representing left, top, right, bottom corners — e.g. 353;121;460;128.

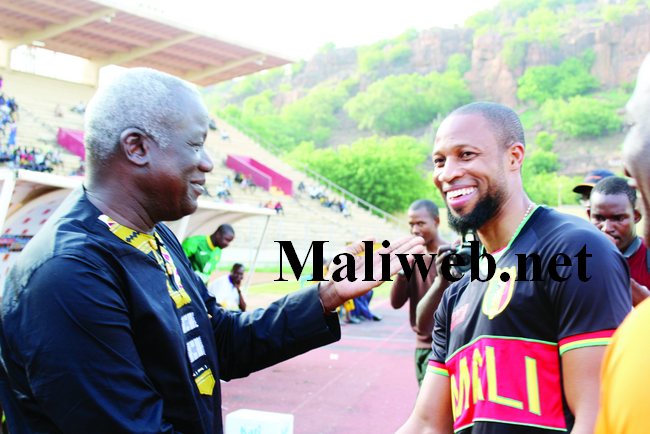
397;102;631;434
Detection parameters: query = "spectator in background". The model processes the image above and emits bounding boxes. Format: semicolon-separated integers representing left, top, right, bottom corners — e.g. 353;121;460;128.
71;101;85;114
572;168;615;213
589;176;650;306
7;98;17;122
234;172;243;184
207;264;246;312
221;130;230;141
7;122;16;147
54;104;64;118
224;175;232;189
391;199;449;387
208;118;217;131
274;202;284;215
182;224;235;285
350;290;381;322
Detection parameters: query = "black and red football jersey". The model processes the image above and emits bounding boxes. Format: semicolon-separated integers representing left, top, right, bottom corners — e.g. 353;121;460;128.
428;206;631;433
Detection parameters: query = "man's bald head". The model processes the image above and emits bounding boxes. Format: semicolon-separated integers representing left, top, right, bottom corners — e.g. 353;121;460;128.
447;102;525;150
84;68;202;165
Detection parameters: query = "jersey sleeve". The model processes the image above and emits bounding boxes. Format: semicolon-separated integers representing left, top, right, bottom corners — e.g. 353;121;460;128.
427;283;454;377
181;237;197;261
544;227;632;355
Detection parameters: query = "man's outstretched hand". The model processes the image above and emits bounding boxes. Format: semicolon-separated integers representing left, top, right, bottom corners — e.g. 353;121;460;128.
318;236;425;311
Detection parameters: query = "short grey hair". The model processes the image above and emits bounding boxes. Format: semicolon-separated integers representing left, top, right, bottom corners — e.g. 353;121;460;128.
448;102;525;149
84;68;199;163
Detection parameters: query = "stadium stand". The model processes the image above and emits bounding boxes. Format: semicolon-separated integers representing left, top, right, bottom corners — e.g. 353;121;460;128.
0;69;94;175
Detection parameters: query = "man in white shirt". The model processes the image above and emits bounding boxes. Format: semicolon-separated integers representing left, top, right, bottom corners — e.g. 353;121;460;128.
208;263;246;311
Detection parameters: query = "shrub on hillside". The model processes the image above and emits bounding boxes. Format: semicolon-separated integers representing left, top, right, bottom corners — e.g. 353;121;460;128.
222;83;349;151
446;53;472;75
344;71;471;134
288;136;434;213
540;95;621;138
517;51;599;104
534;131;557;151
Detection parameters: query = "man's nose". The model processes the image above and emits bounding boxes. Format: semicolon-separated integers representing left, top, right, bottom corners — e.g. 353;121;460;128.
200;148;214;173
602;219;615;233
437;158;463;184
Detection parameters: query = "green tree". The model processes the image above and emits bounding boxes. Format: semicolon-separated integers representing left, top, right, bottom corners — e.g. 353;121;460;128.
221;83;350;152
517;51;599;104
540;96;621;138
318;42;337;53
534;131;557;151
524;148;560;174
344;71;471;134
386;43;412;66
288;137;433;212
521;146;579;205
446;53;472;75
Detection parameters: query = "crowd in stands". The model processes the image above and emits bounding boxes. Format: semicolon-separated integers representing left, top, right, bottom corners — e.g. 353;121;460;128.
301;182;352;218
261;200;284;214
0;146;62;173
0;93;19;148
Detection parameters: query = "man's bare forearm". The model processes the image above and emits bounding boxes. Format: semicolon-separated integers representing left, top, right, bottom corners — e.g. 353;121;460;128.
415;277;448;335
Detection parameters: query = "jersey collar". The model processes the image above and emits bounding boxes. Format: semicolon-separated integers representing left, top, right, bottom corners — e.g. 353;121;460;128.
621;236;642;259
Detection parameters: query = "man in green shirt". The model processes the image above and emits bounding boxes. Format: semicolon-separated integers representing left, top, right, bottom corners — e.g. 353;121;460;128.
182;224;235;284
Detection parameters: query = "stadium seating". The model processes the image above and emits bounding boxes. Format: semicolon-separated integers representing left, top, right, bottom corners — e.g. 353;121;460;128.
0;69;94;175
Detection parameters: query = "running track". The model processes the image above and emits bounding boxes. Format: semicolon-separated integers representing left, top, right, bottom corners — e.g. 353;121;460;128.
221;299;419;433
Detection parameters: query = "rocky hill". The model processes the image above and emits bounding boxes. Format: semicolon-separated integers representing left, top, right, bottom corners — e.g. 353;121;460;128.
205;0;650;185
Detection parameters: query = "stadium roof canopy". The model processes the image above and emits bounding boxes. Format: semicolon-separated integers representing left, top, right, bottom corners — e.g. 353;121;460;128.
0;0;298;86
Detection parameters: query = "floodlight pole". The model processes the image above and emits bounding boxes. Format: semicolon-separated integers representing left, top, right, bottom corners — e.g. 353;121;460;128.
243;215;271;297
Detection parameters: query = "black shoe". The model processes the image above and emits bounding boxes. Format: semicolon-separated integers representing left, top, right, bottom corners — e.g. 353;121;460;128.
372;315;382;322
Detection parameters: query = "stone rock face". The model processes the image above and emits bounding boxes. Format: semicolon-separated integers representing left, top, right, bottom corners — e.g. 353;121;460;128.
290;47;358;89
592;11;650;88
407;27;474;74
280;4;650;108
464;31;520;107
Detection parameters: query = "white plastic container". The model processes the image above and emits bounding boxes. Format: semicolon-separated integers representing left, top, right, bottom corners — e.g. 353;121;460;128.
225;409;294;434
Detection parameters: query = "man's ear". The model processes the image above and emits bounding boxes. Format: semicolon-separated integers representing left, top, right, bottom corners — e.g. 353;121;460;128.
434;216;440;227
507;142;525;172
586;208;592;219
635;209;642;224
119;128;150;167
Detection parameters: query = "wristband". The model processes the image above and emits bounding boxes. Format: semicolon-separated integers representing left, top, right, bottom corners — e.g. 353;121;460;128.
319;296;338;315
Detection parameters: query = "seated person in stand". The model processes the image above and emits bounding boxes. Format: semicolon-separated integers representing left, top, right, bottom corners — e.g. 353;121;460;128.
208;264;246;311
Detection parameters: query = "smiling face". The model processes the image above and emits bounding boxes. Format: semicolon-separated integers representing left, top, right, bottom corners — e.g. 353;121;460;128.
590;192;639;252
145;88;213;222
432;114;509;233
623;54;650;238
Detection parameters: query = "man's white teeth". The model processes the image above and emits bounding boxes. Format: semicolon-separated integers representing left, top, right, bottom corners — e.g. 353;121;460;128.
447;187;476;199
